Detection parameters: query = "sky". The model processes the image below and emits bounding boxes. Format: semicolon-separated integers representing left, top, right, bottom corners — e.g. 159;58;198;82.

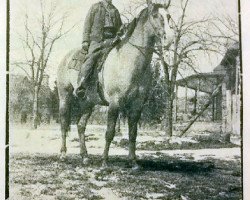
9;0;239;88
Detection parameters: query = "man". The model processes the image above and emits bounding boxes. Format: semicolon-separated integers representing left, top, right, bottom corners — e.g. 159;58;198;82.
74;0;122;97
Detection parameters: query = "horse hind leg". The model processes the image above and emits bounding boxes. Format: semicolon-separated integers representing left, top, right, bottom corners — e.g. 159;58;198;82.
127;107;142;170
59;90;72;159
102;104;119;167
77;108;93;165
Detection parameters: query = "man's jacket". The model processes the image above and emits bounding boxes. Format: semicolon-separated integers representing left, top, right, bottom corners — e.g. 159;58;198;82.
82;1;122;44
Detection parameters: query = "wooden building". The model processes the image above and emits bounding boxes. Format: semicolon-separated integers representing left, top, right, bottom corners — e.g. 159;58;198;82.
175;43;241;138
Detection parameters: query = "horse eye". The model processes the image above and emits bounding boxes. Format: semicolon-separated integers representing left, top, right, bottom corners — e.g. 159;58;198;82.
153;13;158;18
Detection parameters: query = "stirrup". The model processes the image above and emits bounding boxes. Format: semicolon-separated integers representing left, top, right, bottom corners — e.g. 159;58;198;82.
73;88;78;97
73;86;87;99
77;88;86;98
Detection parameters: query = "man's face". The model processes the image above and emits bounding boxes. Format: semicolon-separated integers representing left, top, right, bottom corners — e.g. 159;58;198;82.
104;0;112;4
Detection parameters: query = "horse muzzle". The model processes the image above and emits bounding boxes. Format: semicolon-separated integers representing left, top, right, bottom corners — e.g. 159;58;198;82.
155;32;166;45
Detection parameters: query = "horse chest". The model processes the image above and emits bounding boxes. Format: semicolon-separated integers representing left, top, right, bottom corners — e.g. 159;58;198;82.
102;42;152;104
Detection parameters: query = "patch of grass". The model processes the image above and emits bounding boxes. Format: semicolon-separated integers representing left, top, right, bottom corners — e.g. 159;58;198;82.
115;138;129;149
137;138;239;151
20;188;32;197
109;156;241;199
10;152;242;200
71;134;99;143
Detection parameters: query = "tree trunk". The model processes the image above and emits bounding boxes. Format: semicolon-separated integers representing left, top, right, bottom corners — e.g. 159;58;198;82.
32;86;39;129
167;97;173;137
165;88;173;137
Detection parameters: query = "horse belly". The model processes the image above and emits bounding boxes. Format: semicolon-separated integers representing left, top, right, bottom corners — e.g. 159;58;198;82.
102;47;142;102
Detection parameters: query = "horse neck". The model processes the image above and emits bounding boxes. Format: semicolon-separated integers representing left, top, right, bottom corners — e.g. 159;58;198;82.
128;22;156;57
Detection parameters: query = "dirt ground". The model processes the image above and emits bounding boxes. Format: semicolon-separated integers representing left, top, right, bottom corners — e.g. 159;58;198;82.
9;124;242;200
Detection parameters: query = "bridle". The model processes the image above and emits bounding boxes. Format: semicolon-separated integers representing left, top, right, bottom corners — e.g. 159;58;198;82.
147;0;171;39
128;14;164;56
149;13;165;40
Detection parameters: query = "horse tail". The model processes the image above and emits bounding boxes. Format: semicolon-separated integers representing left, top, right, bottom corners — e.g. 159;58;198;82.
58;90;72;134
57;50;78;135
57;49;77;82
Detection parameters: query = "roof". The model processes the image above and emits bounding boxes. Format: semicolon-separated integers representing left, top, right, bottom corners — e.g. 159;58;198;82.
176;72;225;94
176;42;239;94
213;65;226;74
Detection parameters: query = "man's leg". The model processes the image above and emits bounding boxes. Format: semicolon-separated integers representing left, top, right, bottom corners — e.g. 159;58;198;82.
73;41;104;97
73;55;95;97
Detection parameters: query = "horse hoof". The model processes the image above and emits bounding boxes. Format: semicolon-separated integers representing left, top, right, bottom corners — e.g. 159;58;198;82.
132;164;140;171
60;152;66;160
82;158;90;165
101;161;108;169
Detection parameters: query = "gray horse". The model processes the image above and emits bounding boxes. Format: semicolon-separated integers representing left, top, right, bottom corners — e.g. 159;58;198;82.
57;3;169;169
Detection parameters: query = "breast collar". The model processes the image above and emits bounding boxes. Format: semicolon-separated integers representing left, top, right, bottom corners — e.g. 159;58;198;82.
101;1;114;12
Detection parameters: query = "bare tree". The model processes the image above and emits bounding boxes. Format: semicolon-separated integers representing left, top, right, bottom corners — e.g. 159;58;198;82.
120;0;147;23
120;0;239;136
13;0;75;129
155;0;239;136
206;13;239;49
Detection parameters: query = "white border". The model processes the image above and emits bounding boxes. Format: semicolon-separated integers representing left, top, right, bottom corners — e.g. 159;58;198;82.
0;0;249;199
0;0;7;198
242;0;250;199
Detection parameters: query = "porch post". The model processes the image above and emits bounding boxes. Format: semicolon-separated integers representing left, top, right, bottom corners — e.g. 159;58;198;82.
174;84;178;122
185;85;188;114
212;95;215;121
193;89;197;115
221;82;226;134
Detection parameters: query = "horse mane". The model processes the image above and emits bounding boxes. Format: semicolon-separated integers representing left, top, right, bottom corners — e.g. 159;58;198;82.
116;8;149;50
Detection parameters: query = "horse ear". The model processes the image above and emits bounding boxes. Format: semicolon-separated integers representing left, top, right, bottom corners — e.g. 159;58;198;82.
148;3;159;15
147;0;152;5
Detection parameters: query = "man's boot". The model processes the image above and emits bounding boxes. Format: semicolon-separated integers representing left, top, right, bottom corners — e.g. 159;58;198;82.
73;77;87;98
73;58;95;98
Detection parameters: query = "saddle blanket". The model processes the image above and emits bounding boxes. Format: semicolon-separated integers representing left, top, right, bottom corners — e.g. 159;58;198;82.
67;47;113;72
68;49;88;71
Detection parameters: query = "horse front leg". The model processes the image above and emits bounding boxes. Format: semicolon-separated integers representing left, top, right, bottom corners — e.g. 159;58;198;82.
59;93;72;159
102;104;119;167
128;108;142;170
77;109;93;165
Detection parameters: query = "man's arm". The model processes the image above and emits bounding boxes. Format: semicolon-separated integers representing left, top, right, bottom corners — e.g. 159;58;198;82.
82;4;96;48
115;10;122;32
109;11;123;46
114;9;123;40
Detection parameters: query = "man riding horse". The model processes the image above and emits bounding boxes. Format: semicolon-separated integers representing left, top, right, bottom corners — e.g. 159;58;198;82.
58;0;171;167
74;0;122;97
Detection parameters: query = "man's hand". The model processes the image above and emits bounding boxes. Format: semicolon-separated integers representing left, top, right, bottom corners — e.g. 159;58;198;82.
111;35;121;46
82;42;89;51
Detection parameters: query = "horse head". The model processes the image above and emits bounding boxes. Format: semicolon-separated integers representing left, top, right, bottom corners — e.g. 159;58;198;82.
146;0;171;44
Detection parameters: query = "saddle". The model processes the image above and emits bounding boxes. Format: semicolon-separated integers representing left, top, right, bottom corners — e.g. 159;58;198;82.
67;41;116;72
68;49;88;71
68;46;113;104
67;20;134;72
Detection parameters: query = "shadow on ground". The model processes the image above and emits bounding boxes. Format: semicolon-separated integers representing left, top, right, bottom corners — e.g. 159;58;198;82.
10;153;242;200
101;156;214;173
